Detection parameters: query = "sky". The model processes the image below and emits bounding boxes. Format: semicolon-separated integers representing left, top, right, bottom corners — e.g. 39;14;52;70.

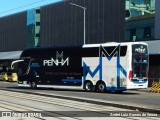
0;0;63;17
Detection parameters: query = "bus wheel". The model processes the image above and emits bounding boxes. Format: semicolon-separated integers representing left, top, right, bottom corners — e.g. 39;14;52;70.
30;80;37;89
84;81;95;92
97;82;106;93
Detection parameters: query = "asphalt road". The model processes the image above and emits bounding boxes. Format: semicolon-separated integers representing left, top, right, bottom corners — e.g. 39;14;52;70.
1;89;159;120
0;81;159;120
0;81;160;112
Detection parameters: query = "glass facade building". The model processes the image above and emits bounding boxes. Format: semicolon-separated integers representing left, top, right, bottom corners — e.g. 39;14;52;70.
125;0;155;41
126;0;155;18
27;7;40;48
125;0;160;83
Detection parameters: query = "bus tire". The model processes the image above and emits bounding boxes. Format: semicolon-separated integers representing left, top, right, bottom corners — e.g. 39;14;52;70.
84;81;95;92
97;82;106;93
30;80;37;89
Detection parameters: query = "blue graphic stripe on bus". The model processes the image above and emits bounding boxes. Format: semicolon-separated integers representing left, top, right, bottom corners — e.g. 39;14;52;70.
132;80;147;84
117;56;127;88
106;87;126;91
30;64;40;67
83;62;102;81
141;62;148;64
62;79;82;83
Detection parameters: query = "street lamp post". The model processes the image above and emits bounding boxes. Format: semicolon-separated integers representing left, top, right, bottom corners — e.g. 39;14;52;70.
70;3;86;45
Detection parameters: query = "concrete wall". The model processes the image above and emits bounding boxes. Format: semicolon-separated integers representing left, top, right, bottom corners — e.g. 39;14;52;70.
40;0;125;47
0;0;126;51
155;0;160;39
0;12;27;52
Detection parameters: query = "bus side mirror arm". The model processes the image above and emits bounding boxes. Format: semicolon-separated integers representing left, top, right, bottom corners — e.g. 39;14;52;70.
11;60;24;69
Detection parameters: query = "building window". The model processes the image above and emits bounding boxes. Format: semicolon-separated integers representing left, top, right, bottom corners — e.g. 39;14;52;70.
143;27;151;39
127;0;155;18
126;10;130;18
36;33;40;37
36;22;40;26
130;29;136;41
36;9;40;13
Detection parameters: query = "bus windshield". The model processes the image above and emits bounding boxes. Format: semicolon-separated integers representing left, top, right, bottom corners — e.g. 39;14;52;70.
12;59;31;75
132;44;148;79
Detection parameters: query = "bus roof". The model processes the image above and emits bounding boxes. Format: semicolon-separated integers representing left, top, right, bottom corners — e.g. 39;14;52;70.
21;42;147;54
83;42;147;48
